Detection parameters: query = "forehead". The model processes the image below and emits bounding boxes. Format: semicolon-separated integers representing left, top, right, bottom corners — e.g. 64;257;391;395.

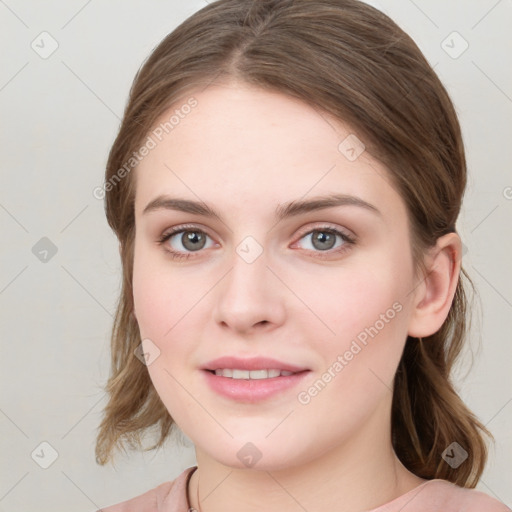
133;83;402;222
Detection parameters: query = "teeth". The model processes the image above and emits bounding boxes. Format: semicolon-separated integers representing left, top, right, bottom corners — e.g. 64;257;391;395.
213;369;295;379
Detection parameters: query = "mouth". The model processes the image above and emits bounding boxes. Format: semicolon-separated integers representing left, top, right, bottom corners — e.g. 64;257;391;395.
201;355;308;374
200;356;311;402
202;366;311;403
205;368;304;379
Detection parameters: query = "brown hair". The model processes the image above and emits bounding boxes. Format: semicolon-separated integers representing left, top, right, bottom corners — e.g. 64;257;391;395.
95;0;492;487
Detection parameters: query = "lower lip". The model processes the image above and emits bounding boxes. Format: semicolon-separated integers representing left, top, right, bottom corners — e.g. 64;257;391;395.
202;370;311;403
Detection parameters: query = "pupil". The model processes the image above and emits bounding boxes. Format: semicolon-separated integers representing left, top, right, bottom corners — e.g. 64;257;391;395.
313;231;335;250
182;231;205;251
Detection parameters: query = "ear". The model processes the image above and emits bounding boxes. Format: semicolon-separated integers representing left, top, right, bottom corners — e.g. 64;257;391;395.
407;232;462;338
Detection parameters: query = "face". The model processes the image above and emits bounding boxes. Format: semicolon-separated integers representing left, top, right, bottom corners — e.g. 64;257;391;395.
132;82;419;470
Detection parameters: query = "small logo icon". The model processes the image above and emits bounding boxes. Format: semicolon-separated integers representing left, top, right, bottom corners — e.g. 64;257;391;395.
236;236;263;264
237;442;262;468
338;134;366;161
32;237;58;263
441;441;468;468
457;242;468;263
31;441;59;469
31;31;59;59
441;32;469;59
134;338;161;365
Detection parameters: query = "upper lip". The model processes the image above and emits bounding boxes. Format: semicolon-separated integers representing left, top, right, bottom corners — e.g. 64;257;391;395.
201;356;308;373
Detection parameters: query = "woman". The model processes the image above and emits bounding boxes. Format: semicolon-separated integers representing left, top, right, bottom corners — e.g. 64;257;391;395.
94;0;510;510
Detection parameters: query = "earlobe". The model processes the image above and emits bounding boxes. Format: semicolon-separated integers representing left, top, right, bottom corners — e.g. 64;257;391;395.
407;233;462;338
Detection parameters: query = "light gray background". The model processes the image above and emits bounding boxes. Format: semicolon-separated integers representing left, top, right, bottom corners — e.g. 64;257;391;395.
0;1;511;510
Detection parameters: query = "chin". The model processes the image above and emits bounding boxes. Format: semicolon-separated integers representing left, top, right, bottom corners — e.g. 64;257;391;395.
198;438;311;473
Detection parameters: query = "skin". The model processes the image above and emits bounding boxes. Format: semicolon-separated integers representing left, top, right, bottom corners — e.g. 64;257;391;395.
131;81;461;512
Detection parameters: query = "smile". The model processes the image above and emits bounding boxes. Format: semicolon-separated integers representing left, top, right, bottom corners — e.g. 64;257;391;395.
203;369;311;403
212;368;295;379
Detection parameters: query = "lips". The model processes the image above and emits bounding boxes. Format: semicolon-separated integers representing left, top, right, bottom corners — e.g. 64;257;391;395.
201;356;308;374
200;356;311;402
202;366;310;403
214;369;294;379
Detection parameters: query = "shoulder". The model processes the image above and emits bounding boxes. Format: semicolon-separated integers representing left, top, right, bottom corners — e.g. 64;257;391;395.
97;466;197;512
97;480;172;512
403;479;511;512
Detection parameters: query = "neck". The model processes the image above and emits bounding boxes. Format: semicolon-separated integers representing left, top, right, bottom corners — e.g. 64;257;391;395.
187;399;426;512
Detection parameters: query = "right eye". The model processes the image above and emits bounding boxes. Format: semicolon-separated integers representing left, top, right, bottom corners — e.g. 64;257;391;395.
158;225;216;259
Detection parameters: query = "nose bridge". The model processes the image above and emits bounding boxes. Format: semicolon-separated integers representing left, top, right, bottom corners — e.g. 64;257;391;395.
230;244;267;291
223;241;270;304
212;236;285;331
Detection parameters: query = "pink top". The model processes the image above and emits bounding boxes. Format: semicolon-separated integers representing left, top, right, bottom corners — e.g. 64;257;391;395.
98;466;511;512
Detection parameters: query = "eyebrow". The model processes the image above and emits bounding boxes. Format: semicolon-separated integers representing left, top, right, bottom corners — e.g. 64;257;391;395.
142;193;381;221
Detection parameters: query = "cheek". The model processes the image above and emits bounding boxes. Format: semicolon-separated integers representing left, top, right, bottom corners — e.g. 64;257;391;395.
293;248;413;390
293;255;410;345
132;267;166;340
132;244;190;339
132;248;199;425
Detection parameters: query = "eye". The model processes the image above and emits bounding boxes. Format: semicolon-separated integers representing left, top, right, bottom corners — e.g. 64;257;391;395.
294;226;355;256
157;224;355;261
158;225;216;259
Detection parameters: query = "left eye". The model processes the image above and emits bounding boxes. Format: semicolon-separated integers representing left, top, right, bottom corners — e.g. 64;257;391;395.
163;229;216;253
296;228;353;252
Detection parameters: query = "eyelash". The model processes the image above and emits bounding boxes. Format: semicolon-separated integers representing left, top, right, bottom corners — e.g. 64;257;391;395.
157;223;356;261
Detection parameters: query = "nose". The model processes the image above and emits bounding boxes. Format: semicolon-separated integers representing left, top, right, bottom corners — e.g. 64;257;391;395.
212;246;286;335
